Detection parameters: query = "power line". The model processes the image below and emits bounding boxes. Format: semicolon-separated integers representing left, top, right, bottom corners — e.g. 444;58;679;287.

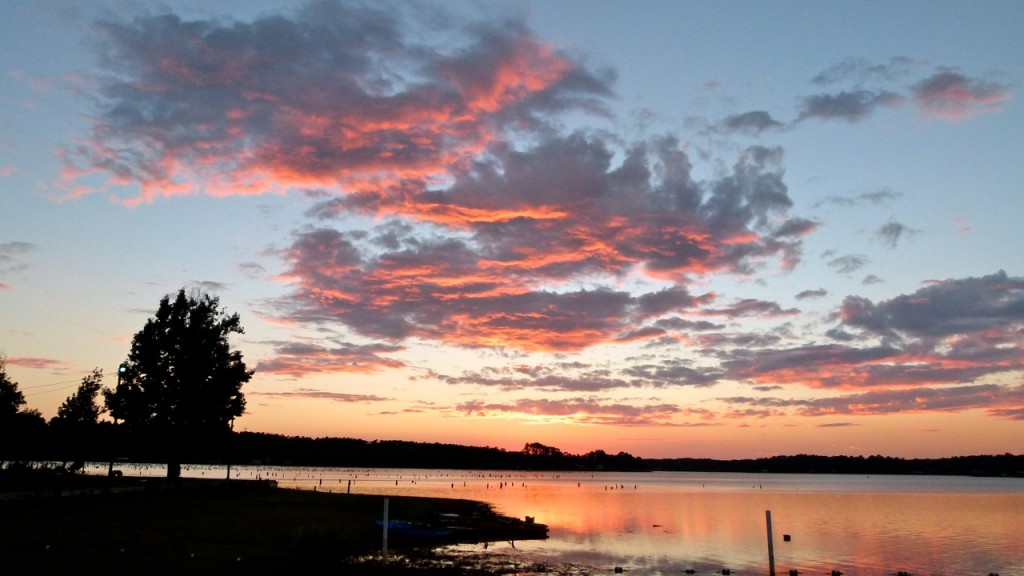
20;377;82;390
21;378;85;397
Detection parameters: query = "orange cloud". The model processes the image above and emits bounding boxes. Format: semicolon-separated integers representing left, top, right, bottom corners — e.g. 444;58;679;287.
64;6;591;205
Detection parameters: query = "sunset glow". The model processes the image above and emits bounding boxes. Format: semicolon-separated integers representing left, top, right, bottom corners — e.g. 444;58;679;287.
1;0;1022;459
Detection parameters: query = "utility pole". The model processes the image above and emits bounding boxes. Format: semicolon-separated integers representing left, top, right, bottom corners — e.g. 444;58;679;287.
107;363;127;477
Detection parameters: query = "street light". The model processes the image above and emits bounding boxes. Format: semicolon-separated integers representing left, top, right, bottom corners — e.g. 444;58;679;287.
107;363;128;477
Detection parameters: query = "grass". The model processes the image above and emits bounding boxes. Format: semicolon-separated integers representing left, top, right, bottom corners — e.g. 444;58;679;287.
0;476;521;576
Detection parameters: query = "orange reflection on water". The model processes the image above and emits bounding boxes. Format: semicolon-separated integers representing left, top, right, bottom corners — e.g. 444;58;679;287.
94;465;1023;575
470;476;1024;575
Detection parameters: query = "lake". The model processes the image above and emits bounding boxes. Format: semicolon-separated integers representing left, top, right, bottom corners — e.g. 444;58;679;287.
86;463;1024;575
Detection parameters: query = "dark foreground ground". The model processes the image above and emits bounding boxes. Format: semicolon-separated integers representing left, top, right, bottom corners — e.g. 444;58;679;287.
0;474;557;576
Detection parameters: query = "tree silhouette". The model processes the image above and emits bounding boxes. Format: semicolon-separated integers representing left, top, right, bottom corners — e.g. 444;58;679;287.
104;289;252;478
0;355;47;461
51;368;105;428
0;355;27;420
49;369;105;471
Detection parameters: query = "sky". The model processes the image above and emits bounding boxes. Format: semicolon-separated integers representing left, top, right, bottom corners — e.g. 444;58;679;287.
2;0;1023;459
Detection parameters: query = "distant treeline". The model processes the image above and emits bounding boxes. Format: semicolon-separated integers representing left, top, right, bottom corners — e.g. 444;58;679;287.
230;436;1023;476
646;453;1024;477
223;435;647;471
4;426;1023;477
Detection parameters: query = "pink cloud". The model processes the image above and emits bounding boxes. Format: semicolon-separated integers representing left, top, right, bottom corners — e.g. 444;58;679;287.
722;383;1019;419
256;341;405;377
455;397;683;426
912;69;1011;121
252;389;392;403
5;356;65;369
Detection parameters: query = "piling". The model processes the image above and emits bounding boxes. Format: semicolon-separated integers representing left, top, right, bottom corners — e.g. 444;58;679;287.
382;497;389;557
766;510;776;576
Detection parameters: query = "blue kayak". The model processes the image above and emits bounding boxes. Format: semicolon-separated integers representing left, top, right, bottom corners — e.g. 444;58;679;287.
376;519;454;538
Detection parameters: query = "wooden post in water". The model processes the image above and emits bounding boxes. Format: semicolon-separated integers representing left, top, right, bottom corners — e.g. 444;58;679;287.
382;497;389;557
766;510;776;576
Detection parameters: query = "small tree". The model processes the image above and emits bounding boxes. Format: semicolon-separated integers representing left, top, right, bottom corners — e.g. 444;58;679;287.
104;289;252;478
0;355;27;420
0;355;47;462
49;369;105;471
51;368;105;428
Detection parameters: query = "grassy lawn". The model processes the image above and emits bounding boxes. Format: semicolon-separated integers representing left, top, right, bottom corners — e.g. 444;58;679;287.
0;477;501;575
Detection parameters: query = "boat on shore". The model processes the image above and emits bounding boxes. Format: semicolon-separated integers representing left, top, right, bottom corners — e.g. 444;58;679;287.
378;513;549;542
439;513;549;540
376;519;455;538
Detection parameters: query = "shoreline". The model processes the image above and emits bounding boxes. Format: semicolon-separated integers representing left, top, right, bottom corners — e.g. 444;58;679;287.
0;474;564;576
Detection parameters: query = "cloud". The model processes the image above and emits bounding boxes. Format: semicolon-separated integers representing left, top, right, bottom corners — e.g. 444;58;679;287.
4;356;65;369
0;241;35;269
653;317;724;332
795;288;828;300
988;406;1024;420
721;343;902;388
446;351;718;390
912;68;1011;121
435;363;636;393
62;1;613;204
620;360;723;387
713;271;1024;394
876;219;918;248
252;389;392;403
701;298;798;319
719;111;784;135
52;8;1020;425
806;59;1009;124
59;3;816;359
273;137;807;352
191;280;228;293
796;90;904;123
724;344;1012;389
256;341;405;377
238;262;267;279
827;254;870;275
954;216;973;235
429;354;724;392
814;188;902;209
455;396;683;426
771;217;818;239
0;242;36;289
810;56;917;86
839;270;1024;342
722;384;1014;418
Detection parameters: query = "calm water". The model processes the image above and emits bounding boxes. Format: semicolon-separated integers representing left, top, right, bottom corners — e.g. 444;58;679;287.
86;463;1024;575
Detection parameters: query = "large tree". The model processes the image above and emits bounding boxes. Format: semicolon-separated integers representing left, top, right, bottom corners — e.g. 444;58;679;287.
105;289;252;477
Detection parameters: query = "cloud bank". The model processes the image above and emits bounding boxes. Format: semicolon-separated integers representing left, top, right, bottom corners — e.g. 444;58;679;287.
56;2;1022;428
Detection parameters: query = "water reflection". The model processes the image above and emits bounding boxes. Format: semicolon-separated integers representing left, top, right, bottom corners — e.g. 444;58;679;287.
84;464;1024;575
